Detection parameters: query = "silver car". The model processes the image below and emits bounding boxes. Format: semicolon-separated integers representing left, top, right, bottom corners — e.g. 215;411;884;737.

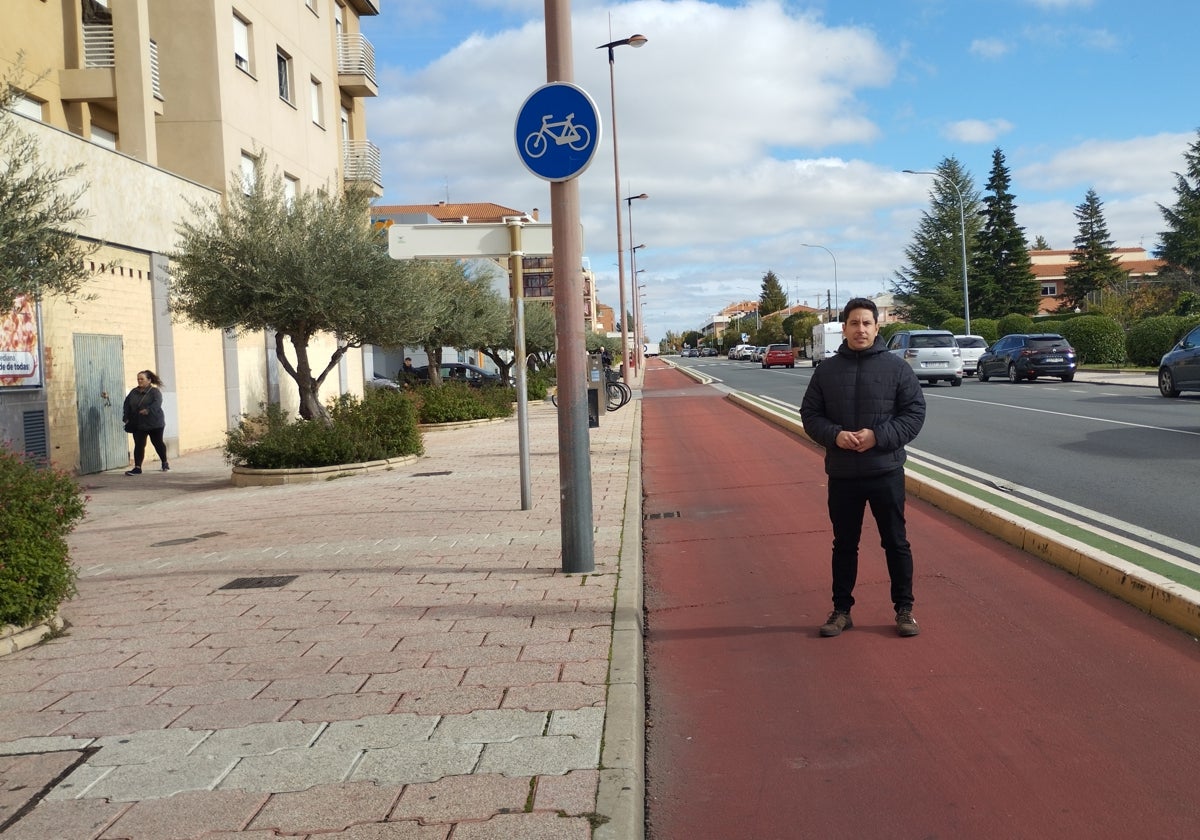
954;335;988;376
886;329;963;386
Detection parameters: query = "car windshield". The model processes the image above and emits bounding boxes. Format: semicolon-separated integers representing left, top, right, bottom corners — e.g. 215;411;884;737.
768;344;789;351
956;337;987;348
911;335;954;348
1029;337;1069;350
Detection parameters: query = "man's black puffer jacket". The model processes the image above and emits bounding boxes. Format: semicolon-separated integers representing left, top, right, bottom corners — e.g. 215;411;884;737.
800;337;926;478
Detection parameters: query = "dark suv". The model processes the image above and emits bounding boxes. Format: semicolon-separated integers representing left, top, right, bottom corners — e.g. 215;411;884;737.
977;333;1076;383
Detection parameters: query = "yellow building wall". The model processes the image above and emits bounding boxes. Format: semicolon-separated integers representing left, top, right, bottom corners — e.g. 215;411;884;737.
171;321;229;453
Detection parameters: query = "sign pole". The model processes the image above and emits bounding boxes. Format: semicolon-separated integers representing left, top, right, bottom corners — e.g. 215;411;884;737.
544;0;595;574
506;218;533;511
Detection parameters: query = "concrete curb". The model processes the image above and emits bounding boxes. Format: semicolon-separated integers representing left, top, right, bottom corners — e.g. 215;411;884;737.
0;615;64;658
230;454;421;487
595;399;645;840
727;391;1200;640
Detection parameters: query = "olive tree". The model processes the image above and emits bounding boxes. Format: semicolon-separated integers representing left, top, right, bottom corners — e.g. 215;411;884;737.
171;162;436;420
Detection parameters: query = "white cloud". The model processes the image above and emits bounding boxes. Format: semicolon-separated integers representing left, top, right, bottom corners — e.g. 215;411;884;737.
942;119;1014;144
1015;133;1190;195
969;38;1010;59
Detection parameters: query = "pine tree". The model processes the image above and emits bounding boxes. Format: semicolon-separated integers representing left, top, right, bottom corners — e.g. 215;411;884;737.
1032;235;1051;250
1156;128;1200;280
1061;189;1128;310
971;148;1038;317
892;157;981;327
759;269;789;317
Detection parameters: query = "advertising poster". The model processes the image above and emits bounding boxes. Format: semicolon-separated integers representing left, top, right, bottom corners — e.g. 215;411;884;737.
0;294;43;388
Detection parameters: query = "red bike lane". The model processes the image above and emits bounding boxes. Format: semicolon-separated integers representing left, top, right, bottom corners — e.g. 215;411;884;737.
641;362;1200;840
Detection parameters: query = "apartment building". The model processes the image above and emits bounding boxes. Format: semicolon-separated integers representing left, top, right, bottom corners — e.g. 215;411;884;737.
0;0;381;473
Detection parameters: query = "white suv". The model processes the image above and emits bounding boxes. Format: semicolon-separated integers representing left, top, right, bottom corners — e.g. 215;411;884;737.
886;329;963;386
954;335;988;376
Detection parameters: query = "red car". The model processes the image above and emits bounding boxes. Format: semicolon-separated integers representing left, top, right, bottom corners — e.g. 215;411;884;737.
761;344;795;369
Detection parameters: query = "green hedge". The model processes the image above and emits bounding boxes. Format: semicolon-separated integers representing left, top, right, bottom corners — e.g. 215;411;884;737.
410;382;516;424
1126;315;1200;366
0;449;87;627
224;387;424;469
1058;315;1126;365
997;313;1034;337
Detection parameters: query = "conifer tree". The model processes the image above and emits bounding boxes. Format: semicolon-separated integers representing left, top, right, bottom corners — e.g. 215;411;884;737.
1156;128;1200;281
1061;189;1128;310
892;157;981;327
971;148;1038;317
759;269;789;317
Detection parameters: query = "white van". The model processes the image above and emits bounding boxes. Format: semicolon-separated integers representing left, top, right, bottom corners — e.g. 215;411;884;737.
811;322;843;367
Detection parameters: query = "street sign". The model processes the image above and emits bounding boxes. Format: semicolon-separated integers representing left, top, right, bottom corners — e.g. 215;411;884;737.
386;222;554;260
515;82;602;182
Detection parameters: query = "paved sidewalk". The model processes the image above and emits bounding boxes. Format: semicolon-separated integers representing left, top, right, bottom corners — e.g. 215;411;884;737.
0;397;642;839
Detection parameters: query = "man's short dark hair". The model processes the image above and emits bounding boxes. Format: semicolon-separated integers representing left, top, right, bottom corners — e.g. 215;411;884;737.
842;297;878;323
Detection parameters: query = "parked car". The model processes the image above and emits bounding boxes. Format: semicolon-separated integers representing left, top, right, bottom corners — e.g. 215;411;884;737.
1158;323;1200;397
412;362;503;387
977;333;1076;383
761;344;795;369
886;329;963;386
954;335;988;376
700;347;718;357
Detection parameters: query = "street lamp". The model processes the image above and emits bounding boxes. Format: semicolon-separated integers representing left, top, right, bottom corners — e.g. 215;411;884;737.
626;192;648;369
801;243;838;322
599;34;648;384
903;169;971;335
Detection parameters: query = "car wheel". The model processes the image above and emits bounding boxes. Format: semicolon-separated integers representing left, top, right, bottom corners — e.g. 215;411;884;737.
1028;374;1038;381
761;363;768;369
979;366;990;382
788;363;794;369
1160;367;1181;397
1061;373;1074;382
951;377;962;387
1007;363;1020;383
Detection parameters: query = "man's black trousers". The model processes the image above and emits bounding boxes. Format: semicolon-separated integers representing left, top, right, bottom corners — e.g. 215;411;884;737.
826;468;914;613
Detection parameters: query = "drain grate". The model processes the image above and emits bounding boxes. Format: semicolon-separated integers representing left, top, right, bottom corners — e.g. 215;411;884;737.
218;575;298;590
151;537;198;546
195;531;227;539
644;511;680;520
412;470;453;477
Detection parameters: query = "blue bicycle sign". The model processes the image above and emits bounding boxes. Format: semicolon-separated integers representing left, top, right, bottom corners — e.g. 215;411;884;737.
515;82;602;182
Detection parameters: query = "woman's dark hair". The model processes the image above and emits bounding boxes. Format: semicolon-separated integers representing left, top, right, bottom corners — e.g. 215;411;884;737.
841;297;879;323
139;370;163;386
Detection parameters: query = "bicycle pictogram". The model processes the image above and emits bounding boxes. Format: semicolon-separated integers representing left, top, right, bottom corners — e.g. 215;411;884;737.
523;112;592;159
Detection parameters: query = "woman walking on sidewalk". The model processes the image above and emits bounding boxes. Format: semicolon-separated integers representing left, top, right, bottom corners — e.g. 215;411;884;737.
122;370;169;475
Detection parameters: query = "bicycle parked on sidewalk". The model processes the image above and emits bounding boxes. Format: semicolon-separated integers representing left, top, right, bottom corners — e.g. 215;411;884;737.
550;369;631;412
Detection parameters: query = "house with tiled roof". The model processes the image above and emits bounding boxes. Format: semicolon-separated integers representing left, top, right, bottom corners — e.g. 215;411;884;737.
1031;248;1164;314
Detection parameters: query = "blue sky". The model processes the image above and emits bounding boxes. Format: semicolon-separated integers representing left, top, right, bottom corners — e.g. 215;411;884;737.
361;0;1197;342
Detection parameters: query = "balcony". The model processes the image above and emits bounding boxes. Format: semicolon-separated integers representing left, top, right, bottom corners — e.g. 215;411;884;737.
338;33;377;97
343;140;383;195
60;24;162;104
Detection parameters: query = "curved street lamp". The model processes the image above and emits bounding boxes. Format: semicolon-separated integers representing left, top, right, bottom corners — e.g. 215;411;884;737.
904;169;971;335
801;243;839;322
627;196;648;370
599;34;648;384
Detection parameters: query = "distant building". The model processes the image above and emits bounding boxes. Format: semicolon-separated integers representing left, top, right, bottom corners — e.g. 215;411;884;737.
1030;248;1164;313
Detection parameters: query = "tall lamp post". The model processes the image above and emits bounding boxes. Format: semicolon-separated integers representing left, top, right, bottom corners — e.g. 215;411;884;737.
904;169;971;335
801;243;839;321
625;195;648;372
599;33;647;384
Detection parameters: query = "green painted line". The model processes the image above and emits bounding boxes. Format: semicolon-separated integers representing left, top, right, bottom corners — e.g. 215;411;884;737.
906;461;1200;591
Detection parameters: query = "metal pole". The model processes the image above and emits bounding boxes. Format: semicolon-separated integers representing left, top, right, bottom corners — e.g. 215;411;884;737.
802;243;838;321
545;0;594;574
606;47;630;386
506;218;532;511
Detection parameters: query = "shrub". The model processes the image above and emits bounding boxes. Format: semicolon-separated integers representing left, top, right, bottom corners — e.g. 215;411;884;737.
1058;315;1125;365
412;382;515;424
881;322;927;341
1126;315;1200;366
525;366;554;401
968;318;998;343
940;317;966;335
997;313;1034;337
224;388;423;469
0;448;87;627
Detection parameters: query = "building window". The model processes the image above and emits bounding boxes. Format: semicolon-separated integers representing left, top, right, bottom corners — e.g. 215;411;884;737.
277;48;293;103
240;152;257;194
1041;282;1058;297
306;0;319;14
12;94;43;121
310;77;323;126
233;13;252;73
283;174;299;208
91;126;117;150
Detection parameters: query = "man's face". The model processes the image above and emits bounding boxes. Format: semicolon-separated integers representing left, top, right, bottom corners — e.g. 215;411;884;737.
842;308;879;351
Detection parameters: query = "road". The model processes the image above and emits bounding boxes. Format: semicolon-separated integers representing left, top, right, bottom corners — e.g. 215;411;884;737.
641;361;1200;840
671;356;1200;559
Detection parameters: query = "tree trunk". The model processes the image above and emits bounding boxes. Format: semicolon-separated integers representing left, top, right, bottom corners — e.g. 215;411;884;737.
274;331;328;422
422;343;443;386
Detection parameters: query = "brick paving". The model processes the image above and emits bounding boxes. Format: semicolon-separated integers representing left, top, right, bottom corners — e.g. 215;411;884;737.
0;396;642;840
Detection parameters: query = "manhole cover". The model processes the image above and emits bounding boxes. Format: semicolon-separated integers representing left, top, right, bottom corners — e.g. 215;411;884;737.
645;511;680;520
218;575;298;590
195;531;227;539
150;537;198;546
412;470;453;477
